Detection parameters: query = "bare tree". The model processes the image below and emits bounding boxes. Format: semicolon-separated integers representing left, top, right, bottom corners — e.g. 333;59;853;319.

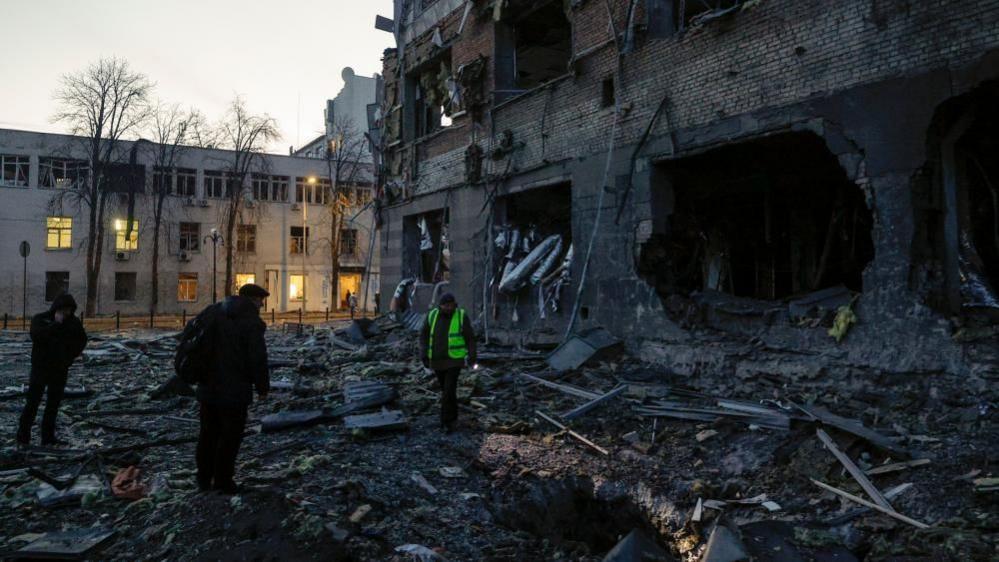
145;102;208;313
324;115;369;303
213;97;279;296
52;57;153;316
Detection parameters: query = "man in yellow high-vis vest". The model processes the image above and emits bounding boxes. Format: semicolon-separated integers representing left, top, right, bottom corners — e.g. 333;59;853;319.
419;293;477;433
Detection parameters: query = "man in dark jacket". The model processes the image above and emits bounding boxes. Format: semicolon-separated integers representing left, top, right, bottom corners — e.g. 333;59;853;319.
196;284;270;494
419;293;477;433
16;293;87;447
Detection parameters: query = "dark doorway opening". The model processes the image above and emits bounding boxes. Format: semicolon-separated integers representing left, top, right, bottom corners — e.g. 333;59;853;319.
639;132;874;302
490;183;573;326
495;1;572;101
403;209;449;284
915;80;999;314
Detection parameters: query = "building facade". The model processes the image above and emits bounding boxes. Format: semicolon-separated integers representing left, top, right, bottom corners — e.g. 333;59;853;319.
0;128;379;317
375;0;999;375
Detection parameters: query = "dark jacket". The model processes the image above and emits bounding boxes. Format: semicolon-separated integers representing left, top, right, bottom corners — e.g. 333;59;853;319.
196;295;270;406
419;307;477;371
30;296;87;375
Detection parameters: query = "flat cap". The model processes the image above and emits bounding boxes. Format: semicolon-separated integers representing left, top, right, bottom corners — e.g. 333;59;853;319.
238;283;270;299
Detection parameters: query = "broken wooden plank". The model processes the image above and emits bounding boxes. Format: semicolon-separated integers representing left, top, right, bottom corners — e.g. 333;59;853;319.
816;428;893;511
811;479;929;529
820;482;914;526
70;407;172;417
521;373;601;400
800;404;913;458
865;458;931;476
562;384;627;420
535;410;609;456
633;407;719;422
635;403;790;430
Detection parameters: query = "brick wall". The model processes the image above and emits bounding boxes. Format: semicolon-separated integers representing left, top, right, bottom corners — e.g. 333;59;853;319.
383;0;999;198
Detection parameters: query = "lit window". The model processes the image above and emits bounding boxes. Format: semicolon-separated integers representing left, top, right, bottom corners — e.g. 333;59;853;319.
115;219;139;251
236;273;256;292
177;272;198;302
289;274;305;302
46;217;73;249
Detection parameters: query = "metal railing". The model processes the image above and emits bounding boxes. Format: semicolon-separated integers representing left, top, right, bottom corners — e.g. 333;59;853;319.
0;308;367;333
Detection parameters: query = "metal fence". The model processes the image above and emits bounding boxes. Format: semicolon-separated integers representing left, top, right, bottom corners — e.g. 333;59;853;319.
0;308;364;333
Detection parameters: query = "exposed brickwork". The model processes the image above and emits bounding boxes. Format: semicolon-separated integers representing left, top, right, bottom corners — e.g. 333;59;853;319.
377;0;999;374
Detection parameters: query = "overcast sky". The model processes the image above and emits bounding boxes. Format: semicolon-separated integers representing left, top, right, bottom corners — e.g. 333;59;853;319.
0;0;394;153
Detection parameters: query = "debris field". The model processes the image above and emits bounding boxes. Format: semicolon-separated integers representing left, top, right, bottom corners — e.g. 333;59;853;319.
0;316;995;561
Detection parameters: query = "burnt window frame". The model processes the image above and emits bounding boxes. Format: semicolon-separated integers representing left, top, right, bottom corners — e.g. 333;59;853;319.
493;0;573;103
405;49;456;141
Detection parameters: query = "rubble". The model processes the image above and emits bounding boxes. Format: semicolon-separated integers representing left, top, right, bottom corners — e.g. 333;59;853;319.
0;319;995;560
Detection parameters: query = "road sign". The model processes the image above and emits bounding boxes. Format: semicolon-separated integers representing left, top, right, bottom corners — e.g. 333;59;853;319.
19;241;30;258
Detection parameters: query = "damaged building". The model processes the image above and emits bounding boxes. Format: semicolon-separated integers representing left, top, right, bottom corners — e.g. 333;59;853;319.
375;0;999;374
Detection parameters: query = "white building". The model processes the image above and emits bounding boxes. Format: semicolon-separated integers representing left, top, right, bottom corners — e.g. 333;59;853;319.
0;128;380;318
294;67;380;161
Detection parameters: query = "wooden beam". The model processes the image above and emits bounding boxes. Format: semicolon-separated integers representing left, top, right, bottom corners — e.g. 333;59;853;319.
817;428;893;510
865;459;931;476
811;479;929;529
563;385;627;420
521;373;601;400
535;410;609;456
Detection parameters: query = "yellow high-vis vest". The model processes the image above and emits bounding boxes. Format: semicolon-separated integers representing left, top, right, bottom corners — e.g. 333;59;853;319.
427;307;468;360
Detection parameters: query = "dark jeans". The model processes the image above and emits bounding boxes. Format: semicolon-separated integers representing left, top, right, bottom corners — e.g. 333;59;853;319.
196;402;248;489
17;369;68;444
435;367;461;426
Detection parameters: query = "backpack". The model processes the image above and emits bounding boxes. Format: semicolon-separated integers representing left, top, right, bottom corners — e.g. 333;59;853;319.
174;303;223;384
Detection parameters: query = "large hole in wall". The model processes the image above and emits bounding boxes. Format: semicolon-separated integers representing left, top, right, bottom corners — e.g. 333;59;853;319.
914;80;999;314
403;209;449;284
639;132;874;303
495;1;572;102
490;183;573;327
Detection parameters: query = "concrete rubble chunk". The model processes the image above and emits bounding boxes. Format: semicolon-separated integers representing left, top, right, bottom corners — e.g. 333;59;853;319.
547;327;621;372
602;529;675;562
701;524;749;562
13;526;116;559
343;409;408;431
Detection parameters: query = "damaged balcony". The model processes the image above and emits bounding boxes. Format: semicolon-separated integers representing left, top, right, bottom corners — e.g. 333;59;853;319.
639;131;875;330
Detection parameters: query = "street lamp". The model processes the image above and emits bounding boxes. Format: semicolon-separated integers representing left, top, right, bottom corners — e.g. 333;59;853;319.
204;227;224;304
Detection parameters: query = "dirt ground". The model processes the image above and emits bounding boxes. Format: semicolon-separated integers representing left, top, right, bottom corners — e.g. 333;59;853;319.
0;318;995;561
